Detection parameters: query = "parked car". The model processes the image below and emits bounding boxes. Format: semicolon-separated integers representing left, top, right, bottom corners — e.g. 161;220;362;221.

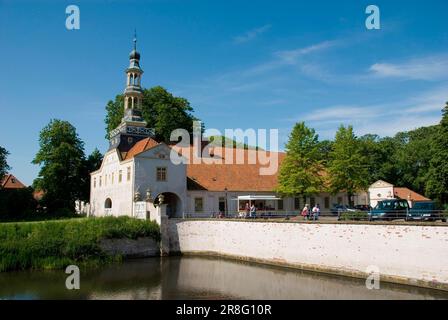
407;201;446;222
354;204;372;212
368;199;409;221
331;204;348;215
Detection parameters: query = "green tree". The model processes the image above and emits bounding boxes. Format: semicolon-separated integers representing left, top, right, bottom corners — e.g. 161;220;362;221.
276;122;324;203
318;140;333;165
105;86;200;143
32;119;86;212
328;125;369;206
0;146;10;185
426;102;448;204
392;126;437;195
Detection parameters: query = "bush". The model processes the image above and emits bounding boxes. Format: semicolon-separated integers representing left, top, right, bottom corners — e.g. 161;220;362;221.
0;187;37;220
338;211;369;221
0;216;160;271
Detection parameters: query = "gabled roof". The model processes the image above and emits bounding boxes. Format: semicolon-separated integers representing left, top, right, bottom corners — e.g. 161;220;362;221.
122;137;160;160
370;180;394;188
1;174;26;189
393;187;430;202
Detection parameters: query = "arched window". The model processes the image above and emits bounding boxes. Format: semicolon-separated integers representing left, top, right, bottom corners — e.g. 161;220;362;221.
105;198;112;209
129;74;134;86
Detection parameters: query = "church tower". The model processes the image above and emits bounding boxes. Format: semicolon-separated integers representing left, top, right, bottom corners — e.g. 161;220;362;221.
109;33;154;151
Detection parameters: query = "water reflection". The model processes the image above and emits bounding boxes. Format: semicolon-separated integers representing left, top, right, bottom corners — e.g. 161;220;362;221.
0;256;447;300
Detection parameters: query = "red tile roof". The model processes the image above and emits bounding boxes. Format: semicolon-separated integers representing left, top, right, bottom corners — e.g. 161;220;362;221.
123;140;286;191
1;174;26;189
123;137;160;160
174;146;286;192
393;187;430;202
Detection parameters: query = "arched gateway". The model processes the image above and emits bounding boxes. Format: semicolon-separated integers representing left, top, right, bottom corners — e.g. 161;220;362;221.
154;192;182;218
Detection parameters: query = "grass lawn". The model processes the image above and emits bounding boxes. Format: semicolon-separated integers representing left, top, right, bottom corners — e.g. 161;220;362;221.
0;216;160;272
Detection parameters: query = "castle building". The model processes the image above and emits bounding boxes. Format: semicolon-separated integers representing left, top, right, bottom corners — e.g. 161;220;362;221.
89;38;368;218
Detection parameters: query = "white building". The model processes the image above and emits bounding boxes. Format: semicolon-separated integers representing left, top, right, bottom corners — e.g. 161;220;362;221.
90;38;369;218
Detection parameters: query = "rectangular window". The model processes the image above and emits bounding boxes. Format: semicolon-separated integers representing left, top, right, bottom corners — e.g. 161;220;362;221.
119;170;122;183
127;167;131;181
93;178;96;188
111;173;114;184
99;176;102;187
194;197;204;212
324;197;330;209
277;199;284;210
294;197;301;210
337;197;343;205
156;167;167;181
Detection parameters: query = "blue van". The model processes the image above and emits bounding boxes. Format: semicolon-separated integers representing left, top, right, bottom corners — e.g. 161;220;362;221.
368;199;409;221
407;202;446;222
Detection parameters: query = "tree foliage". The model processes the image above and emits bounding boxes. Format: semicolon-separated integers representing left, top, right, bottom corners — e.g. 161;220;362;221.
276;122;324;200
105;86;200;143
0;146;10;185
426;102;448;204
327;125;369;206
32;119;86;211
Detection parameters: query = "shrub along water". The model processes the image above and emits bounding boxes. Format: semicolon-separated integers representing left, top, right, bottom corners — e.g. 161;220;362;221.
0;217;160;272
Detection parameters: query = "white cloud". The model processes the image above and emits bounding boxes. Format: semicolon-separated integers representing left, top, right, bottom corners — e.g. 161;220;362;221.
302;106;377;122
369;54;448;81
295;84;448;138
275;40;339;64
233;24;271;44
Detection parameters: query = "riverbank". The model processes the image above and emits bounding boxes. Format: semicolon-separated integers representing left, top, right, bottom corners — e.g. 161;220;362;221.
0;217;160;271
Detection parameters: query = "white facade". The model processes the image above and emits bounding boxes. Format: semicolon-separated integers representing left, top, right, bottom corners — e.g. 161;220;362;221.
368;180;394;208
90;144;187;218
90;150;134;217
90;148;368;218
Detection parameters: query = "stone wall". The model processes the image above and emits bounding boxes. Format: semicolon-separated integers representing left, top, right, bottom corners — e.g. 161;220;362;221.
99;237;160;258
167;219;448;290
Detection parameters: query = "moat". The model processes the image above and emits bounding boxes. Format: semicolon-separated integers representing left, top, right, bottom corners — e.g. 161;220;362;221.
1;256;447;300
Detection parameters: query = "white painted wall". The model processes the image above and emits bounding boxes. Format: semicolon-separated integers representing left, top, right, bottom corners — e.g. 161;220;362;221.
134;145;187;217
90;150;134;217
168;220;448;289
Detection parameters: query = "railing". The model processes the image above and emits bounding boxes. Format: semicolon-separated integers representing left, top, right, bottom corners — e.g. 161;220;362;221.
181;209;448;223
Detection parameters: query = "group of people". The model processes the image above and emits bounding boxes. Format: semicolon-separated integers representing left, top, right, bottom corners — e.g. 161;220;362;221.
301;204;321;221
242;202;257;218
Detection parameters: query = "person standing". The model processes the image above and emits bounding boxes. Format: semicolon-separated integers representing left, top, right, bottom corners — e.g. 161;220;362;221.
301;204;310;220
312;204;320;221
245;202;250;218
250;203;256;218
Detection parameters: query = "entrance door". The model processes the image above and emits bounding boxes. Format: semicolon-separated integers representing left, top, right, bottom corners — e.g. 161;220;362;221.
219;197;225;213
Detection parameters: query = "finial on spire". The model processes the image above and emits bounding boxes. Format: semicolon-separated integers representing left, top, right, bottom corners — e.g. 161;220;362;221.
133;29;137;50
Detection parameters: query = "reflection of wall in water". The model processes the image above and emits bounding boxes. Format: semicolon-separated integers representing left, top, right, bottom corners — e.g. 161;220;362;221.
172;256;440;300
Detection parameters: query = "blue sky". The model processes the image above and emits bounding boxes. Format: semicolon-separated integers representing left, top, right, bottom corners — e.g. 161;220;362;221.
0;0;447;185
